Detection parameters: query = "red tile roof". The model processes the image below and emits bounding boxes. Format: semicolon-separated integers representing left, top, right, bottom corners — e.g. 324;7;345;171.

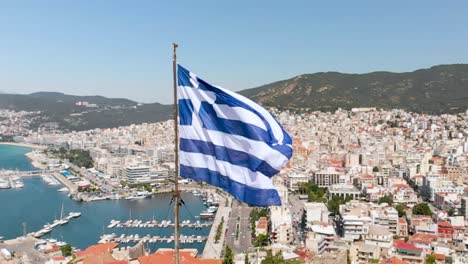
76;242;119;257
138;249;221;264
437;221;453;228
393;239;422;252
409;233;437;244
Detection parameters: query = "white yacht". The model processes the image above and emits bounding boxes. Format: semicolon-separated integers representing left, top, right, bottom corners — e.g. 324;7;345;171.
68;212;81;218
126;191;151;200
0;178;10;189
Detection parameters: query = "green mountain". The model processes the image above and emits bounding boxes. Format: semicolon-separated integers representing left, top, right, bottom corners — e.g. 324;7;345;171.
1;64;466;132
0;92;172;131
240;64;468;114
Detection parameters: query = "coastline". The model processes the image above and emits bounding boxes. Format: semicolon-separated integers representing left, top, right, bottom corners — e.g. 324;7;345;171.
0;142;47;150
0;142;48;170
24;151;48;170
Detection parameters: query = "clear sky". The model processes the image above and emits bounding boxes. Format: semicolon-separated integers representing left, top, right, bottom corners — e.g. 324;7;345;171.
1;1;467;104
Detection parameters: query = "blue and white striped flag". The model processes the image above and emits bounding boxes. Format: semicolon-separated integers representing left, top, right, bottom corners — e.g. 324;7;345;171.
177;65;293;206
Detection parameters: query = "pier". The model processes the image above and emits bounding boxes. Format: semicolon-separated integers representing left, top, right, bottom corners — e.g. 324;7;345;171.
31;212;81;238
98;233;208;244
0;169;55;177
107;219;212;229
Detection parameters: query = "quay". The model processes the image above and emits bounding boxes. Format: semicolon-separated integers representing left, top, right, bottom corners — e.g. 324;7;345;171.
51;171;78;192
0;169;78;192
107;219;212;229
0;169;54;177
202;195;232;259
98;234;208;244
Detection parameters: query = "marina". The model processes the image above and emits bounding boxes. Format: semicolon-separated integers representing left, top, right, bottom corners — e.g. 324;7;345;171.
98;233;208;244
0;144;214;254
106;219;212;229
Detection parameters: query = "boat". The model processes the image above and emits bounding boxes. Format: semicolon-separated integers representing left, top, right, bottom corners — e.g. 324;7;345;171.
207;206;218;213
57;187;69;192
126;191;151;200
68;212;81;218
107;220;120;228
41;175;60;186
13;180;24;188
199;211;214;219
0;179;10;189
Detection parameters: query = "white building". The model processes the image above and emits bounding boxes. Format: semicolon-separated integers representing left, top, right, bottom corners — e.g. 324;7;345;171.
304;202;329;224
126;165;151;184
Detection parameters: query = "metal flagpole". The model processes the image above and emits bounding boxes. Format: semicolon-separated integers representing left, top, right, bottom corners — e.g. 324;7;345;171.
172;43;181;264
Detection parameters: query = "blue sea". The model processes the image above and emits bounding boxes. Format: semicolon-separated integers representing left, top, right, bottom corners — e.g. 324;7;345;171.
0;144;210;253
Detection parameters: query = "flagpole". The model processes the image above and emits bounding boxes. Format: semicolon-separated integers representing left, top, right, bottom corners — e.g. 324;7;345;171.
172;42;180;264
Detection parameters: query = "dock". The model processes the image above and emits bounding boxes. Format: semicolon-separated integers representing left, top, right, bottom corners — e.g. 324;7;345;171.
51;172;78;192
31;212;81;238
98;233;208;244
107;219;212;229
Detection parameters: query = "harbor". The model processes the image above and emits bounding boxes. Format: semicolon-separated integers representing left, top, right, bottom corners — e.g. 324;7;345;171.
0;177;212;252
98;233;208;244
107;219;212;229
0;143;219;256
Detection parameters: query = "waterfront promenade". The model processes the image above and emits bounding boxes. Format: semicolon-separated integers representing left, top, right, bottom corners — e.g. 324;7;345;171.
202;195;232;259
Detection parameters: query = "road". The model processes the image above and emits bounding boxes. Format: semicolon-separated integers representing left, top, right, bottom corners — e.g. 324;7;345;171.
225;200;252;254
2;236;47;263
288;194;306;245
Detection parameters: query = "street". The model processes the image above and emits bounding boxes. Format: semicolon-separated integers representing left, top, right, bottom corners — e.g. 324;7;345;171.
225;200;252;254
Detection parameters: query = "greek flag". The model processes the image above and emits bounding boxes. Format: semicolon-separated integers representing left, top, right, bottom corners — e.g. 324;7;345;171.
177;65;293;206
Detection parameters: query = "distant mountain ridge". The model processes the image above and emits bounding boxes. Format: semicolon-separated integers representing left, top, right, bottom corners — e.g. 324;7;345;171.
240;64;468;114
0;92;172;131
1;64;467;131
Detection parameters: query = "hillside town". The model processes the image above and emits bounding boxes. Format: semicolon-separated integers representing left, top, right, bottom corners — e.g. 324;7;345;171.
1;107;468;264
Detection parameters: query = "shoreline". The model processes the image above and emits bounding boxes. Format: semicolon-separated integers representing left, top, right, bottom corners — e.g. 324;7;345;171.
24;151;48;170
0;142;47;150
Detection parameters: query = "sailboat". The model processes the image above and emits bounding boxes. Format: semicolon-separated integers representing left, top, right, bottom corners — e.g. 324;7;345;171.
57;203;69;225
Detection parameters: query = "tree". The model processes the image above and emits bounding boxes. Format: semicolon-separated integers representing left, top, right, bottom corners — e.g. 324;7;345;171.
448;208;455;216
245;252;250;264
412;203;432;216
395;204;407;217
223;246;234;264
373;166;379;172
261;250;301;264
254;234;268;247
426;254;436;264
261;250;283;264
327;195;352;214
60;244;72;257
378;196;393;205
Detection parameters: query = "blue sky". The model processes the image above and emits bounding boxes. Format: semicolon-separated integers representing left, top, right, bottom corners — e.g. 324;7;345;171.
1;1;467;103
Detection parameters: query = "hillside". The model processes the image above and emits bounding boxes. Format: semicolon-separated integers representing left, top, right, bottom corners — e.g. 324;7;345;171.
1;64;467;132
0;92;172;131
240;64;468;114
